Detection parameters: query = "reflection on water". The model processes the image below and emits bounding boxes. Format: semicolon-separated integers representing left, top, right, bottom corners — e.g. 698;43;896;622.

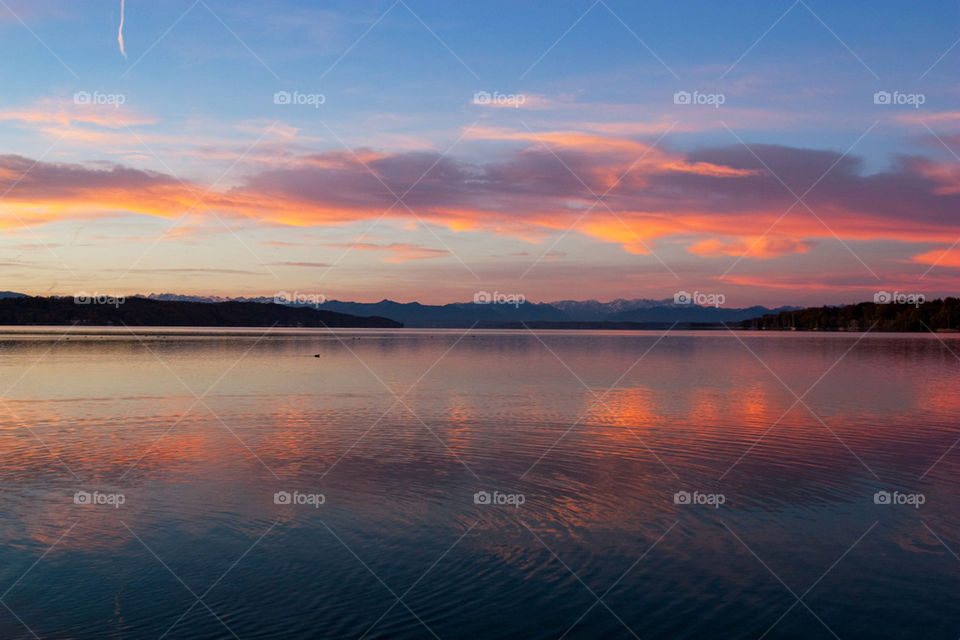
1;329;959;639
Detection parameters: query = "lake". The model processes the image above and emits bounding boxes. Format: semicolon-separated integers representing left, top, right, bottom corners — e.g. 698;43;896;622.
1;328;958;639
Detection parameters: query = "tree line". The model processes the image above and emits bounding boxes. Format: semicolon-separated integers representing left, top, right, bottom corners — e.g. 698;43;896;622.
740;298;960;332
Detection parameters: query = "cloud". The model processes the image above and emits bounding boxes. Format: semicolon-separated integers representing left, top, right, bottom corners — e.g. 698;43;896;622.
321;242;449;262
0;154;194;225
0;98;157;130
688;236;814;258
118;0;127;58
911;247;960;269
3;129;960;265
126;267;263;275
470;92;556;110
896;111;960;126
260;240;307;247
267;261;334;268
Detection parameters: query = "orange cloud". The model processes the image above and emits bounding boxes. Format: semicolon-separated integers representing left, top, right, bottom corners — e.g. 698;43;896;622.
2;128;960;265
911;247;960;269
465;126;760;179
688;236;813;258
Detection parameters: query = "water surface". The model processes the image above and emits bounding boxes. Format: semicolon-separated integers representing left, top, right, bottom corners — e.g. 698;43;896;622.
1;328;958;639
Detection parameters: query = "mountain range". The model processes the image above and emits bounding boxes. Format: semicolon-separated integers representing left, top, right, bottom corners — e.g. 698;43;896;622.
0;291;799;328
142;294;799;327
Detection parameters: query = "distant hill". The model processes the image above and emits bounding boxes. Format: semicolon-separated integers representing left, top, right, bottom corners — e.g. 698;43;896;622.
741;298;960;332
606;304;799;324
314;299;799;328
548;298;671;320
137;294;794;327
319;300;563;327
0;296;401;328
492;321;728;330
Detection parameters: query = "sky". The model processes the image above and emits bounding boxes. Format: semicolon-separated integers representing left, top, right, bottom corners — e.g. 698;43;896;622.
0;0;958;306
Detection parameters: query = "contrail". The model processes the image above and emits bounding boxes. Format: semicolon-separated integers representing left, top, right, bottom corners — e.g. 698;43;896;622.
118;0;127;58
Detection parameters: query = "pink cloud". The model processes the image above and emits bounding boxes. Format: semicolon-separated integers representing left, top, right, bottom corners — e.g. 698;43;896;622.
0;97;157;130
321;242;449;262
2;129;960;270
688;236;814;258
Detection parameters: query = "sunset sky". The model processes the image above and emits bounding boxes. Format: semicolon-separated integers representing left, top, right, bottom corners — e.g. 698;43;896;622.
1;0;958;306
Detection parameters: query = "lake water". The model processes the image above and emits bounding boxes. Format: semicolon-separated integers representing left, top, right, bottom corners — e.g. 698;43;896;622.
1;328;959;639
